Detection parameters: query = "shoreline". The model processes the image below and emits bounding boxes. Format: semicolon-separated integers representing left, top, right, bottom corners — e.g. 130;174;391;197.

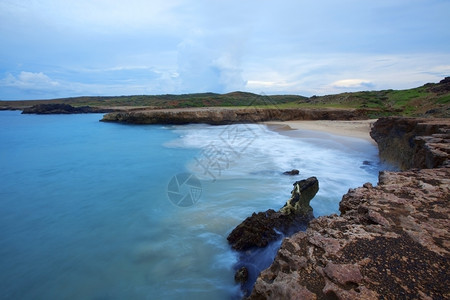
264;119;377;144
247;117;450;299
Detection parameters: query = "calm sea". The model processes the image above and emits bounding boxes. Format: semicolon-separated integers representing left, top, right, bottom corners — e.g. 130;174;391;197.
0;111;385;299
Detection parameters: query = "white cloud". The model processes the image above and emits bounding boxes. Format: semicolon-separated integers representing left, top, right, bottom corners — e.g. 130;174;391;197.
2;72;60;90
175;30;247;93
332;79;373;89
1;1;450;99
428;65;450;76
241;53;450;96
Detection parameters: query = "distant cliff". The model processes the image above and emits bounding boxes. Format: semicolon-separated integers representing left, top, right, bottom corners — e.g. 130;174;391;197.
100;107;373;125
248;117;450;299
21;104;114;114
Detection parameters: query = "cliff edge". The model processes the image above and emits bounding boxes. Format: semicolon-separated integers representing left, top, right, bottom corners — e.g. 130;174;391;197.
249;117;449;299
100;107;372;125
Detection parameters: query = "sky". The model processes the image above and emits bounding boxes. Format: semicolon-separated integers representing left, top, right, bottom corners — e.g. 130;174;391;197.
1;0;450;100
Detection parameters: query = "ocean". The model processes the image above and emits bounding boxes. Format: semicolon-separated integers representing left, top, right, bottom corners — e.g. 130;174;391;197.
0;111;386;299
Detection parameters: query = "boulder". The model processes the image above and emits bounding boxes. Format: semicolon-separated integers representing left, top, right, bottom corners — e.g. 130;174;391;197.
282;169;299;176
234;267;249;284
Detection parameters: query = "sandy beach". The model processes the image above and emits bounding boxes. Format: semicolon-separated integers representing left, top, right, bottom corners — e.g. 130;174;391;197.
265;120;377;144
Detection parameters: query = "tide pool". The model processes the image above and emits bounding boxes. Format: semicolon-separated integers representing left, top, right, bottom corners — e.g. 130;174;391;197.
0;111;386;299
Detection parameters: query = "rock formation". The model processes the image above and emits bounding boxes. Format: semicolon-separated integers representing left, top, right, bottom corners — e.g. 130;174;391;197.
227;177;319;251
22;104;114;114
283;169;300;176
227;177;319;297
101;107;372;125
248;117;450;299
370;117;450;170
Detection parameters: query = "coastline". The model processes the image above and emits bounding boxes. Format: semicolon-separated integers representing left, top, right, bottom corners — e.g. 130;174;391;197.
265;119;377;144
247;117;450;299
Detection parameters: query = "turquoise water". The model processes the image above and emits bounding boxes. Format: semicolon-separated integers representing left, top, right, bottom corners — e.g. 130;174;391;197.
0;111;384;299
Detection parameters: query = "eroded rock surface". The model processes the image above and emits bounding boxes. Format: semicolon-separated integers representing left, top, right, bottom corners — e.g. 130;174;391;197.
370;117;450;170
101;107;372;125
250;168;450;299
249;117;450;299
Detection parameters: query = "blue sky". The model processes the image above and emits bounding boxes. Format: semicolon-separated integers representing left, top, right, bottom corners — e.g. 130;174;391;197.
1;0;450;100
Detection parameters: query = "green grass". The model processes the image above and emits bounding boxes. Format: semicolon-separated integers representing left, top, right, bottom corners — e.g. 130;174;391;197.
437;94;450;104
386;87;429;108
1;79;449;117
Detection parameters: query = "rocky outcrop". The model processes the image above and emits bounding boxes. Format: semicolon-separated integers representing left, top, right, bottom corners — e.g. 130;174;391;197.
250;168;450;299
428;76;450;94
228;177;319;297
249;117;450;299
101;107;372;125
228;177;319;251
22;104;114;114
370;117;450;170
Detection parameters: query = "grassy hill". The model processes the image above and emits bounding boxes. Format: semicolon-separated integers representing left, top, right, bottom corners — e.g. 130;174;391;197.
298;78;449;118
0;92;306;110
1;77;449;118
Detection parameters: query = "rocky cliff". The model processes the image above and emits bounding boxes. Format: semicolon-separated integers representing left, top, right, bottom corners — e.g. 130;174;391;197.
249;117;450;299
100;107;372;125
370;117;450;170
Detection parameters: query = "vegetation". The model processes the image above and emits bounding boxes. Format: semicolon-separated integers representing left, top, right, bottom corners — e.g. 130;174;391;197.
0;92;306;110
1;78;449;118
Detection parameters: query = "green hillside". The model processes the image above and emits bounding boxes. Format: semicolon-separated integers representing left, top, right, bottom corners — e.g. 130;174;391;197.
1;77;449;118
298;78;449;117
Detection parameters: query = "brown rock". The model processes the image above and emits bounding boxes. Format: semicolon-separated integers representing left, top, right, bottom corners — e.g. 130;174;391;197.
249;118;450;299
323;262;363;286
250;168;450;299
370;117;450;170
101;107;372;125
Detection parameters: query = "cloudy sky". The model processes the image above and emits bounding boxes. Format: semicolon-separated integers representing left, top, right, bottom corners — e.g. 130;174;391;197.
1;0;449;100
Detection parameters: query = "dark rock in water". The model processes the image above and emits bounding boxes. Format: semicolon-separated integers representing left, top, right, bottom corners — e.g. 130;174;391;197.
228;177;319;296
280;177;319;215
227;177;319;251
22;104;114;114
227;209;280;250
234;266;249;284
282;169;299;175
